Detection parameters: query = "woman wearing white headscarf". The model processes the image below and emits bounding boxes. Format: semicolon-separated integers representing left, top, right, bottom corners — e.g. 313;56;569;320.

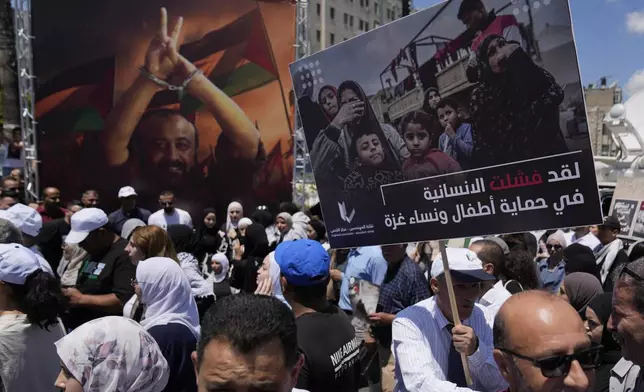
136;257;200;392
275;212;305;244
537;230;568;293
224;201;244;233
54;316;169;392
210;253;232;299
255;251;290;308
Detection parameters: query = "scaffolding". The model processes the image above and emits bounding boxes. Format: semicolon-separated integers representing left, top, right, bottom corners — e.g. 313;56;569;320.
292;0;315;207
13;0;39;202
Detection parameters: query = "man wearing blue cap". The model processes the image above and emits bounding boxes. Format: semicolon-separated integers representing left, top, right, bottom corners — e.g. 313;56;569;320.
275;239;361;392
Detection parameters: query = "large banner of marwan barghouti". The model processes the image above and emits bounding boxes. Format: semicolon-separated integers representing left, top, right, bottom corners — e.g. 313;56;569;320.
33;0;295;219
291;0;601;248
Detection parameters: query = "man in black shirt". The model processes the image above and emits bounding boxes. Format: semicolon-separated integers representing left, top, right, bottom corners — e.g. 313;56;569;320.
275;239;361;392
61;208;135;331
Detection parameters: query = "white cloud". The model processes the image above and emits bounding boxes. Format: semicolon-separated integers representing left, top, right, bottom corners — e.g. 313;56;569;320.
626;10;644;34
626;69;644;96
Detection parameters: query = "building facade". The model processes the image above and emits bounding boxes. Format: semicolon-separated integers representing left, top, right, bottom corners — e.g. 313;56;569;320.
309;0;404;53
584;83;622;157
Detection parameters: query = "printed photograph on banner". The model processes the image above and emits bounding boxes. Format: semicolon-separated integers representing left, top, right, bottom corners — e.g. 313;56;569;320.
32;0;295;220
612;200;638;237
632;203;644;239
290;0;601;248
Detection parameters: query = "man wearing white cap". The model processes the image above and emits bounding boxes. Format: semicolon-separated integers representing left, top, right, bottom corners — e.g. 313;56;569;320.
61;208;135;331
107;186;151;234
392;248;507;392
5;203;54;276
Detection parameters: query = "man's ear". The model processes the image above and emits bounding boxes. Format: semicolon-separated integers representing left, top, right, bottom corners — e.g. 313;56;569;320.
493;349;512;382
483;262;495;275
191;351;199;383
290;353;305;388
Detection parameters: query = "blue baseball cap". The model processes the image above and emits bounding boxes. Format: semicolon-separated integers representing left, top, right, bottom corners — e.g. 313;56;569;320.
275;239;330;286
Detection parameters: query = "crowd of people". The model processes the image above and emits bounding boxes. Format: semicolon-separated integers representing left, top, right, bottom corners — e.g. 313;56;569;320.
0;167;642;392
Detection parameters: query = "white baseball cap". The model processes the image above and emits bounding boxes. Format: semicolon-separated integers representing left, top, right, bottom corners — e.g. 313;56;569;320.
117;186;137;199
430;248;496;283
7;203;42;237
66;208;109;244
0;243;41;285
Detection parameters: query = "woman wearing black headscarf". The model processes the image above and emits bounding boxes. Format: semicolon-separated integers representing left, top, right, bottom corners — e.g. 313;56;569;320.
310;80;409;188
229;223;269;294
564;243;601;281
470;35;567;166
194;208;226;269
585;293;623;392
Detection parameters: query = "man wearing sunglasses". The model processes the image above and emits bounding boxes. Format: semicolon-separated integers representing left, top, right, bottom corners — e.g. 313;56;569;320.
493;290;599;391
147;190;193;231
607;260;644;392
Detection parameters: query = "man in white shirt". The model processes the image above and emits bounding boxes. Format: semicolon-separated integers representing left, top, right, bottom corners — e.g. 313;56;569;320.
392;248;507;392
469;239;512;324
564;226;601;251
148;190;192;230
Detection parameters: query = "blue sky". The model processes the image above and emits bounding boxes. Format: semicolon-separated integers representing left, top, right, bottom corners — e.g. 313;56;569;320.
413;0;644;98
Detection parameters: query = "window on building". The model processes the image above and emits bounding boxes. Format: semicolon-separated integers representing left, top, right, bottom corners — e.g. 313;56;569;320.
316;29;321;42
374;2;379;14
316;2;320;15
360;0;364;6
330;33;335;45
386;8;391;19
350;15;354;26
359;19;364;30
366;0;369;7
365;22;369;31
344;12;348;25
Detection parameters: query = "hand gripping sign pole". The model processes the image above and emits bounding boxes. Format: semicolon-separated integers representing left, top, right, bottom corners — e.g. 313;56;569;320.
438;240;473;386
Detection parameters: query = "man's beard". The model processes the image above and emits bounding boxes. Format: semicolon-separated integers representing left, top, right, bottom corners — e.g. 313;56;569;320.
151;160;190;186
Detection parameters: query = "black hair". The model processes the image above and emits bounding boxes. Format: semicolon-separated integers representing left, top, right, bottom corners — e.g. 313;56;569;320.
471;239;504;279
500;233;538;257
134;109;200;164
159;190;174;198
5;270;68;329
82;189;99;197
630;242;644;262
289;280;330;302
197;294;298;367
503;250;540;290
436;97;461;112
308;218;327;242
400;109;441;149
492;307;506;348
279;202;300;215
620;258;644;313
457;0;485;21
66;200;83;209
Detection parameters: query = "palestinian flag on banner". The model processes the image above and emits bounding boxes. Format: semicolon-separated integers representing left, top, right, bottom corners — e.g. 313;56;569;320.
35;57;115;134
151;6;281;113
255;140;288;198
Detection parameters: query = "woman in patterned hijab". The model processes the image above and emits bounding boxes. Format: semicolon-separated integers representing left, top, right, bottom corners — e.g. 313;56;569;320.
54;316;169;392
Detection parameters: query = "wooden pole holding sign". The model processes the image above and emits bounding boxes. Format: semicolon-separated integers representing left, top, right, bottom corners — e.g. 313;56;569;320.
438;240;473;386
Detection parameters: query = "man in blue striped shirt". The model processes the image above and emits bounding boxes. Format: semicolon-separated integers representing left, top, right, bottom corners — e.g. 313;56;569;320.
392;248;507;391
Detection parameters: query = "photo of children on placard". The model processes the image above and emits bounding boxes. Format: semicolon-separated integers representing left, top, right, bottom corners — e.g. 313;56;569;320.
291;0;591;228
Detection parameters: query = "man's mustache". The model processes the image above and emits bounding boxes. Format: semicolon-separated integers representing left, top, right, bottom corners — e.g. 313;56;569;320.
157;160;187;172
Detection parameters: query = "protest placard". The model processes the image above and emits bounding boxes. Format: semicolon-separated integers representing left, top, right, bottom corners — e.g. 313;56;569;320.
291;0;602;248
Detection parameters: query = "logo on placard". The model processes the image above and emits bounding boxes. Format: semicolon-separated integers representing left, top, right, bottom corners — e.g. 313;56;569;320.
338;201;355;224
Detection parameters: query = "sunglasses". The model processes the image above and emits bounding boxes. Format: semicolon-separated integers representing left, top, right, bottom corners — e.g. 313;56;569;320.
497;345;602;378
546;244;563;251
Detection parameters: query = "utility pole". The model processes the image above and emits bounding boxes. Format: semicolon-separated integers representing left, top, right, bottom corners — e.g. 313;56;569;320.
320;0;326;50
